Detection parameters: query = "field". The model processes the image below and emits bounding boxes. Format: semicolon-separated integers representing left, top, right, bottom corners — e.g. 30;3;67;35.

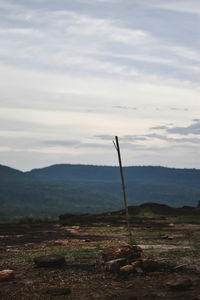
1;205;200;299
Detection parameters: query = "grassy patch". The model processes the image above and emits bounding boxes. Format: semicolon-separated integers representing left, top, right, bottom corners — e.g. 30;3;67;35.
158;242;200;259
158;248;192;259
133;208;200;224
51;244;103;262
174;215;200;224
0;244;104;269
158;215;200;224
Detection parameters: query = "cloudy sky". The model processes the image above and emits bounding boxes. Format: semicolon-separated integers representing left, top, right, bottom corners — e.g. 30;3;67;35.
0;0;200;171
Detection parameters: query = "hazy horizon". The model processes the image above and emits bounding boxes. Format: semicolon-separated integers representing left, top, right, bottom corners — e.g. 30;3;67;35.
2;162;200;173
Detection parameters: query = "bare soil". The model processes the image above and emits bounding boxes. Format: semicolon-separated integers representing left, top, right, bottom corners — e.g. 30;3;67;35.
0;212;200;299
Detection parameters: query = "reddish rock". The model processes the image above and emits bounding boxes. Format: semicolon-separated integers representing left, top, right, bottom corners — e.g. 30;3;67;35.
120;264;135;274
0;270;15;282
102;245;142;263
167;277;192;290
131;260;141;268
34;254;66;267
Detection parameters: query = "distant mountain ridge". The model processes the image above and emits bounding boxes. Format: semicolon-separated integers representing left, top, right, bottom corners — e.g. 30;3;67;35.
1;164;200;221
0;164;27;181
28;164;200;186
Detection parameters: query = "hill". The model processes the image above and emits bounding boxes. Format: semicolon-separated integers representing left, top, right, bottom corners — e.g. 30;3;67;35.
1;164;200;221
28;164;200;207
0;164;122;222
29;164;200;187
0;164;27;181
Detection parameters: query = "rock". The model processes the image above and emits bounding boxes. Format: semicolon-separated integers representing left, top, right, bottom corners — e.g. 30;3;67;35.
120;264;134;274
105;258;126;273
34;254;66;267
102;245;142;263
0;270;15;281
141;259;163;272
44;286;71;295
131;260;141;268
167;277;192;290
131;260;143;273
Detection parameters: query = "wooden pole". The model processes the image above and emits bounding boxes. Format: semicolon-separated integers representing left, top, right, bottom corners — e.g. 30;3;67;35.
113;136;133;243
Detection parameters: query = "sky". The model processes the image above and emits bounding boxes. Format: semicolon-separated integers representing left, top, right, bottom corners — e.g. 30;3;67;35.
0;0;200;171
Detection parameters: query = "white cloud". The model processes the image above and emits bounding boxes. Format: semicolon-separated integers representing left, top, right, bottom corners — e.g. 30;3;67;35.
152;0;200;15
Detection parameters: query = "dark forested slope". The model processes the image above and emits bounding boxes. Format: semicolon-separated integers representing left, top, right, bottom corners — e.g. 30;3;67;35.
1;164;200;221
28;164;200;207
29;164;200;186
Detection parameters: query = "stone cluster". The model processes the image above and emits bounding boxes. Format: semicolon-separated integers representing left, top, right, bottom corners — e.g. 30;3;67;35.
102;245;166;275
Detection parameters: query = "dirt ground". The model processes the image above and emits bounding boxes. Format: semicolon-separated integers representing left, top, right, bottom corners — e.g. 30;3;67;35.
0;213;200;299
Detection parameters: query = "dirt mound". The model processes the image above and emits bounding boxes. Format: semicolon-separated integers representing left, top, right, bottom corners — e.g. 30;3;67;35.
117;203;200;216
59;203;200;226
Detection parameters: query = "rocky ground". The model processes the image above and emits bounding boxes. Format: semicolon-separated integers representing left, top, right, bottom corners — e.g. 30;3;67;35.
0;208;200;299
